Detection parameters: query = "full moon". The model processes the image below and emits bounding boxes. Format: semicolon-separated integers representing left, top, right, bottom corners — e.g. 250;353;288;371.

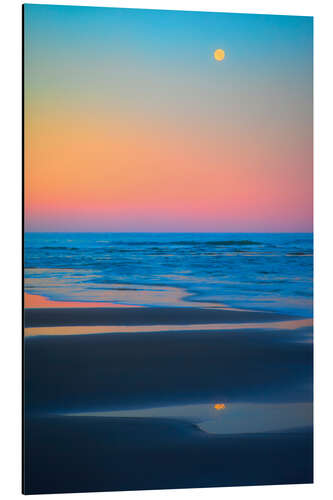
214;49;225;61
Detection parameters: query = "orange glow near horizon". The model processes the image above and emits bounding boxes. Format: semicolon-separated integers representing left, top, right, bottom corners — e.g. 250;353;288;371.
24;106;312;232
24;6;312;232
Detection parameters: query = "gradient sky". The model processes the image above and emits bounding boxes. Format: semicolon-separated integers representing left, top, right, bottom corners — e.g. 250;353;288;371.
24;5;313;232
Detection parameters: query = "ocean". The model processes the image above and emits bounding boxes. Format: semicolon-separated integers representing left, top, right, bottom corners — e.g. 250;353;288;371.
25;232;313;316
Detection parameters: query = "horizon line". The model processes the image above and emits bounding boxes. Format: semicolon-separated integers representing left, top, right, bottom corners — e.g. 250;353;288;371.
24;230;314;234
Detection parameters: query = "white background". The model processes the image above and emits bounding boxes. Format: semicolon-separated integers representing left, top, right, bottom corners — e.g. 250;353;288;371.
0;0;332;498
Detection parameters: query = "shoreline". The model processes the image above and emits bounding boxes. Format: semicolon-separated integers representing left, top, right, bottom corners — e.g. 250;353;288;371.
24;275;313;493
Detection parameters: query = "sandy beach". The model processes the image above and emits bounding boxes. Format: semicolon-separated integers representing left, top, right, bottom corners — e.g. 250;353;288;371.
24;304;313;494
25;415;312;494
23;231;313;494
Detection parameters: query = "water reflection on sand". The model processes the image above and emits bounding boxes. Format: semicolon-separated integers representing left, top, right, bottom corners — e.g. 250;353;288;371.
63;401;313;436
25;317;313;337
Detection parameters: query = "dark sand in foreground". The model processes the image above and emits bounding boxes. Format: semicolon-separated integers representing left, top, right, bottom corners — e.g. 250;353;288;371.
24;306;313;494
25;415;313;494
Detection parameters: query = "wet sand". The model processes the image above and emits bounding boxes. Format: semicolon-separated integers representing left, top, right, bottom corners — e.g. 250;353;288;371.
23;305;313;494
25;305;296;328
25;326;312;412
25;415;313;494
